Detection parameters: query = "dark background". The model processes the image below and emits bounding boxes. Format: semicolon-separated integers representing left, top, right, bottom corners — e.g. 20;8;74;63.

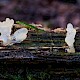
0;0;80;28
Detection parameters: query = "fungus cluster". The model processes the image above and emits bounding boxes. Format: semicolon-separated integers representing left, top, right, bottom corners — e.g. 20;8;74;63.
0;18;28;46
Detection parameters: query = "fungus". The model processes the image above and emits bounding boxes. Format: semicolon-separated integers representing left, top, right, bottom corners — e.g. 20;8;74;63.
65;23;76;53
0;18;28;46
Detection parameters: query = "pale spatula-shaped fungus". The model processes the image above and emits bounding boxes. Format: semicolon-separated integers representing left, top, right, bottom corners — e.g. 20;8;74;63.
11;28;28;44
65;23;76;53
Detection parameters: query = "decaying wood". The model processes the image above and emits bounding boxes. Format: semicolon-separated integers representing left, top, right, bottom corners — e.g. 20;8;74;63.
0;30;79;63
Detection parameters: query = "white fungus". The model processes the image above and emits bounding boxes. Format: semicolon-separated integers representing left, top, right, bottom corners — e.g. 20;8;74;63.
0;18;28;46
11;28;28;44
65;23;76;53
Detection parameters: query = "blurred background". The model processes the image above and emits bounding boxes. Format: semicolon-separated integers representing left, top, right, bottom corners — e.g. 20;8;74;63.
0;0;80;29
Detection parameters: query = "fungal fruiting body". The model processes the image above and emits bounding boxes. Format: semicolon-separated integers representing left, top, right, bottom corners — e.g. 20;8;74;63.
65;23;76;53
0;18;14;46
0;18;28;46
11;28;28;44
